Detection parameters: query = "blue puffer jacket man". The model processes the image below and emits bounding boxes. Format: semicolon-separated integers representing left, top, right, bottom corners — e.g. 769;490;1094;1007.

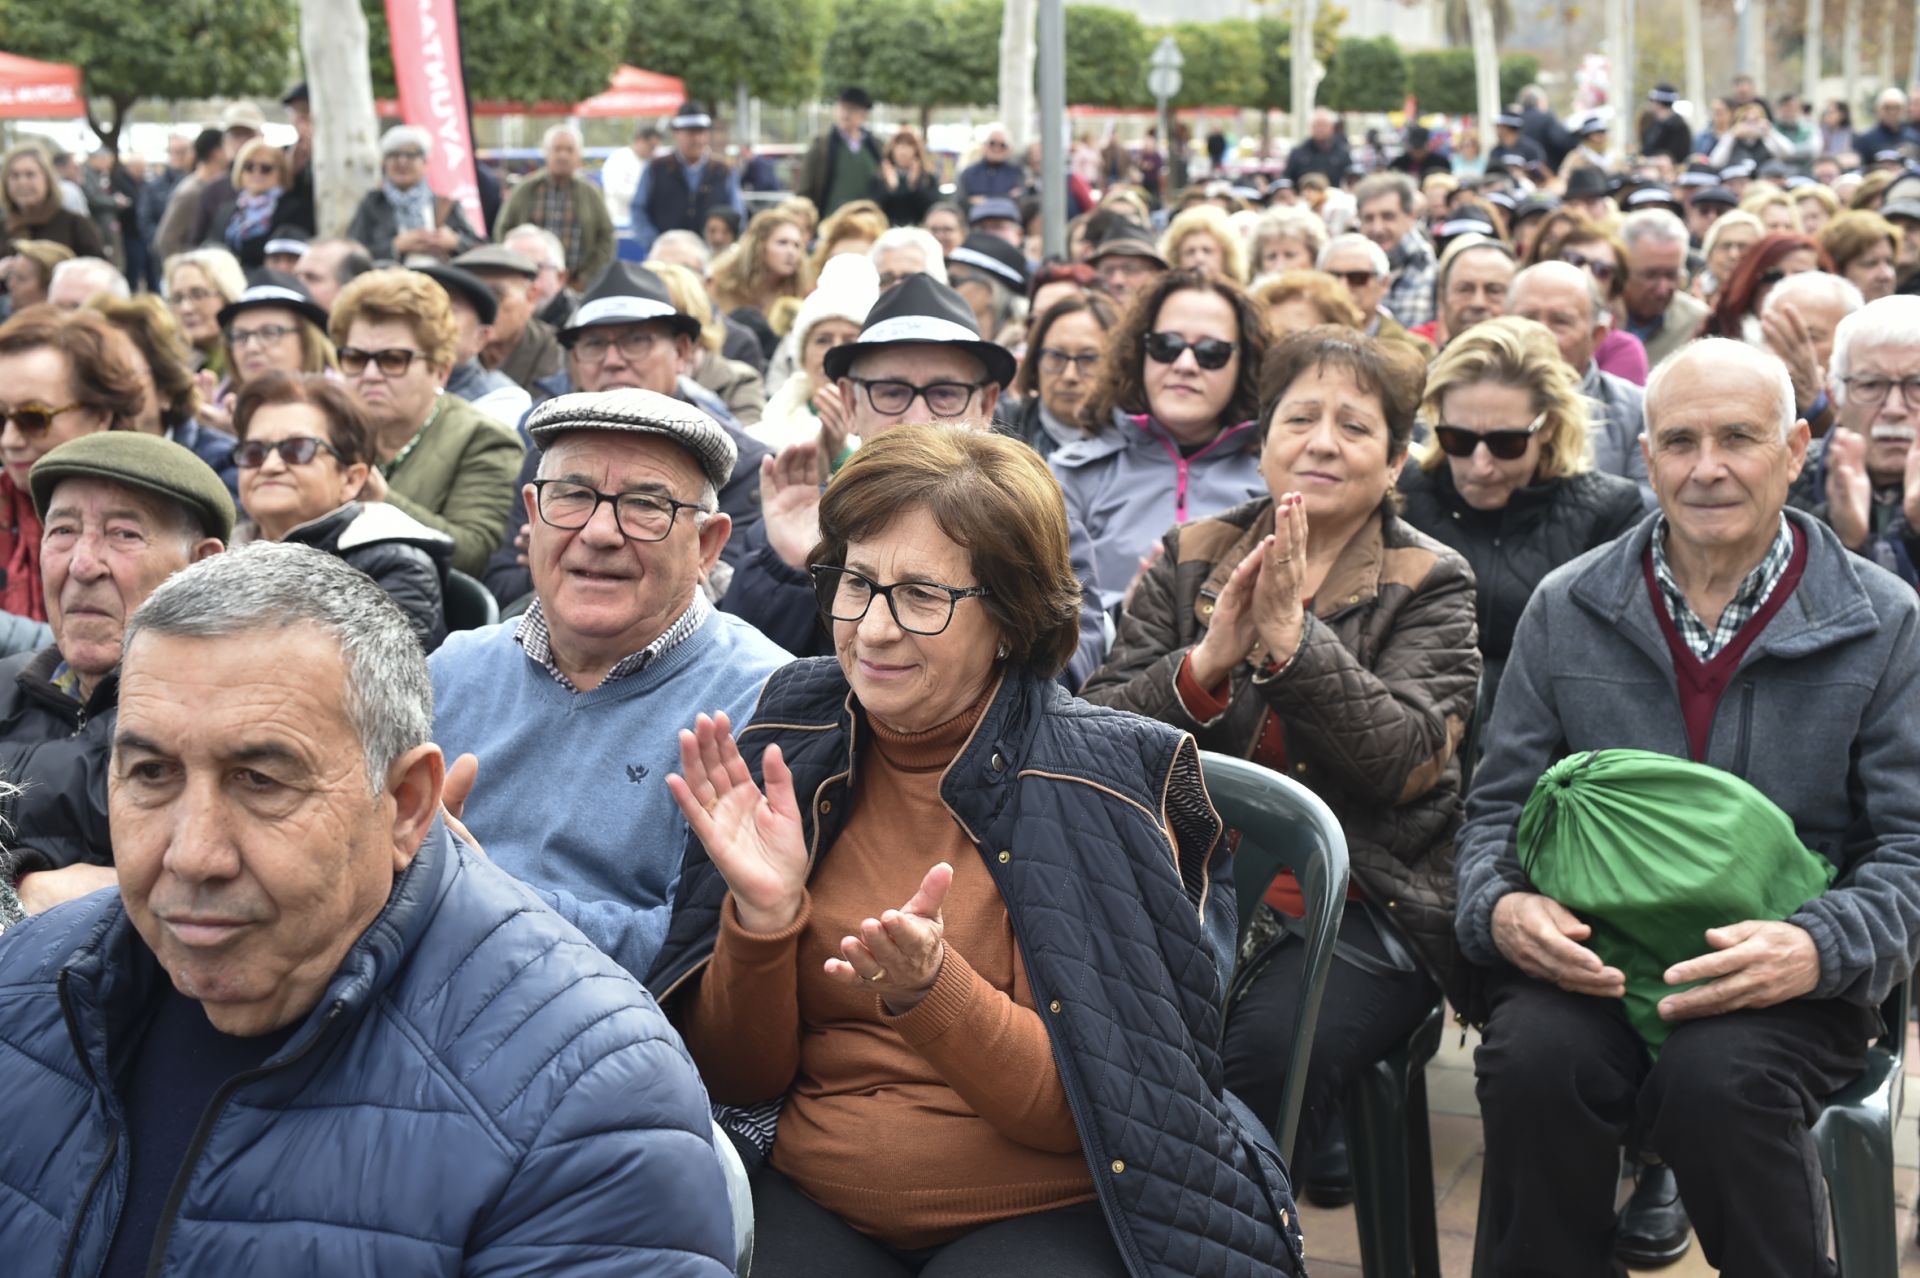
0;824;737;1277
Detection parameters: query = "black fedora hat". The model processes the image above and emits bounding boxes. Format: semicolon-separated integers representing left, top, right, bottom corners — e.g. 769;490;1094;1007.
216;270;329;332
821;274;1016;389
559;262;702;345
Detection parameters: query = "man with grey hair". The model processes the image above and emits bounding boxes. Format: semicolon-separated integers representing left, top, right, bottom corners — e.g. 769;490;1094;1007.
432;388;788;979
1284;107;1351;185
501;222;576;328
629;100;742;256
0;541;739;1274
1622;208;1709;367
1354;172;1438;329
1320;231;1431;357
648;228;712;277
494;123;615;290
868;226;948;290
1458;335;1920;1277
292;236;373;312
1762;269;1864;438
46;257;129;308
1794;294;1920;589
1507;260;1652;504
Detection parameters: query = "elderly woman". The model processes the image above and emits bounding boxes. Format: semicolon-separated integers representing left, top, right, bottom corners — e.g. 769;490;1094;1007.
204;139;300;269
710;208;814;332
1248;207;1329;280
193;271;339;438
1051;268;1271;611
1252;270;1364;339
3;239;72;314
0;305;143;619
654;424;1304;1278
1740;188;1804;237
164;246;245;374
86;293;239;494
1819;209;1900;302
1080;326;1479;1209
758;254;878;454
345;126;482;264
234;370;450;648
1700;232;1831;342
1159;203;1248;281
1695;210;1762;302
998;292;1118;458
1794;182;1838;239
1552;218;1651;384
1398;317;1642;703
327;268;525;575
1;145;103;258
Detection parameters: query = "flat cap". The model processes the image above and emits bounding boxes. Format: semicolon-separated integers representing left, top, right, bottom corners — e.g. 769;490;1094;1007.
415;263;499;325
452;244;540;279
30;433;236;543
526;388;737;491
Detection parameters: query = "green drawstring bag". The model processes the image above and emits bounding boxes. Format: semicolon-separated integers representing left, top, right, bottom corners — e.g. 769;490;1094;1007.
1518;749;1836;1054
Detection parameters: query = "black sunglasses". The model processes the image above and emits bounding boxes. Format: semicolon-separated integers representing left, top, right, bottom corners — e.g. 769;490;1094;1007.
1561;251;1617;282
1432;410;1548;461
234;436;342;468
1329;270;1379;291
337;346;421;377
1144;332;1237;370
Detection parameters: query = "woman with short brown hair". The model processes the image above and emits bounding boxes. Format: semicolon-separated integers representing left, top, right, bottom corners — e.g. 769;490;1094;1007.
86;293;242;496
1251;269;1365;338
0;145;102;258
1819;209;1900;301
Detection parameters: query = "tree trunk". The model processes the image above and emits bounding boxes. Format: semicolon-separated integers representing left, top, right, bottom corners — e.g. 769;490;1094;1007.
1291;0;1315;142
300;0;381;238
1608;0;1631;157
1000;0;1037;150
85;96;132;158
1683;0;1706;129
1875;0;1896;88
1469;0;1500;157
1750;0;1768;95
1806;0;1826;110
1844;0;1862;117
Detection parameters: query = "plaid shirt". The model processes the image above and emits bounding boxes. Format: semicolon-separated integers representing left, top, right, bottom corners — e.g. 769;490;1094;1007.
1650;514;1795;659
539;178;583;278
514;592;709;692
1382;229;1438;330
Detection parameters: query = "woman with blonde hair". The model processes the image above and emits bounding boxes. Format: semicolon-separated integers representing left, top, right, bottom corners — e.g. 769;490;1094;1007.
205;138;302;268
710;208;814;328
1247;206;1329;279
1793;182;1839;238
807;199;888;277
1251;269;1364;337
646;259;767;427
1398;315;1643;703
1739;187;1803;236
164;246;246;374
2;239;74;312
1158;203;1248;281
1695;209;1763;301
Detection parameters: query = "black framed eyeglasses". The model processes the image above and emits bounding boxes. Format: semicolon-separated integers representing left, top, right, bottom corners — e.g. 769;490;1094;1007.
845;377;985;419
234;436;342;468
1144;331;1237;370
1329;270;1380;291
337;346;422;377
226;323;299;348
1841;374;1920;406
809;564;990;636
532;479;707;542
1432;410;1548;461
1561;251;1617;282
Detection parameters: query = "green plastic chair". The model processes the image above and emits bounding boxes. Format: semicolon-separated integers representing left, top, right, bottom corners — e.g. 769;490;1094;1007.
1347;999;1446;1278
1816;978;1908;1274
1203;750;1352;1167
444;569;501;631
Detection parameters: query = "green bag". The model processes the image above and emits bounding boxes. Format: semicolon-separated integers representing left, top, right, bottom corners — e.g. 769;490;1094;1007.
1518;749;1836;1053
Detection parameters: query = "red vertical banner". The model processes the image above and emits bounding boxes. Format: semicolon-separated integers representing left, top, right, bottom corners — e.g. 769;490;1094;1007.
384;0;486;235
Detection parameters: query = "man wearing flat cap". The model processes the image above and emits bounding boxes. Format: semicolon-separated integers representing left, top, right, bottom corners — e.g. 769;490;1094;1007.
455;243;565;393
430;388;788;979
414;259;533;427
630;101;744;257
0;433;230;915
1642;84;1697;166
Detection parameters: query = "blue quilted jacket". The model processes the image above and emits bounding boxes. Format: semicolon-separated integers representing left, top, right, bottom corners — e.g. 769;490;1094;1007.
0;826;735;1276
649;658;1307;1277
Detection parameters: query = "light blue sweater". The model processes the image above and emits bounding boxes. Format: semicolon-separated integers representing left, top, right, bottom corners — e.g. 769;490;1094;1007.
430;608;790;980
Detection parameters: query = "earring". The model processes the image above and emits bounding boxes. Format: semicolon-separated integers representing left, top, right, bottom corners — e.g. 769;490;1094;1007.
996;642;1009;660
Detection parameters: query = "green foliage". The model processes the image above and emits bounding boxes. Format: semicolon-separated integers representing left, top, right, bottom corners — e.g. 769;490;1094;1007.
822;0;980;114
1255;15;1295;112
1498;54;1540;105
360;0;630;105
1064;5;1150;108
1322;36;1407;112
0;0;296;146
1406;49;1476;115
627;0;830;105
1164;18;1264;108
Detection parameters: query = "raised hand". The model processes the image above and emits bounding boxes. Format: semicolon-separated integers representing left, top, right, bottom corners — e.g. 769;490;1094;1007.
760;445;824;569
1249;491;1309;665
824;862;953;1014
812;383;854;480
1759;301;1821;412
1185;534;1268;691
666;711;809;933
1824;429;1873;551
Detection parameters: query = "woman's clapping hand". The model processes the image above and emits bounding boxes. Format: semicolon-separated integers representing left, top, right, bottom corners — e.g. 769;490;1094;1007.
823;862;952;1015
667;711;810;933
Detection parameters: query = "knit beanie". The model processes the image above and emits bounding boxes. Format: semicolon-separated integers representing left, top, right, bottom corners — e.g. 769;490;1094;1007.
789;255;880;354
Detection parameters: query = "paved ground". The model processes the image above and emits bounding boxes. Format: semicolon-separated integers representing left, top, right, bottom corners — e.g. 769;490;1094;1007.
1296;1014;1920;1276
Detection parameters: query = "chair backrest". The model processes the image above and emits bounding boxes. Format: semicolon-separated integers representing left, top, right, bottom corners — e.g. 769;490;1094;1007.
1200;750;1351;1165
444;570;501;631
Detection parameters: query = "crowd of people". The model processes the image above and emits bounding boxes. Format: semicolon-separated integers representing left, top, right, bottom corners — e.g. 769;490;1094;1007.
0;66;1917;1278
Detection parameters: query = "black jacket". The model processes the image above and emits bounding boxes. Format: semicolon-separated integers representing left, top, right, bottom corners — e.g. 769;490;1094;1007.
281;501;454;650
1398;464;1642;706
1283;136;1351;184
871;168;940;227
1640;110;1697;165
0;646;116;875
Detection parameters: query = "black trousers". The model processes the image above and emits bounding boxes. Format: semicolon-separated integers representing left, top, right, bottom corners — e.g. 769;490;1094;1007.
1473;975;1877;1278
746;1166;1128;1278
1220;904;1439;1165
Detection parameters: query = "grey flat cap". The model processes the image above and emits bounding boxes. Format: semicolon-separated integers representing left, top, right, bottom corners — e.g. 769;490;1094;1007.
526;388;737;491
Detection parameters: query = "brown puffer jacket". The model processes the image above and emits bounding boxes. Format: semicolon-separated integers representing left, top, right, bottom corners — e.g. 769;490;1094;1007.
1081;496;1481;1001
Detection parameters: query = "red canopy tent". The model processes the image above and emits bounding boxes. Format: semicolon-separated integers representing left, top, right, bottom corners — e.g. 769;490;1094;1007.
575;67;685;119
0;52;83;119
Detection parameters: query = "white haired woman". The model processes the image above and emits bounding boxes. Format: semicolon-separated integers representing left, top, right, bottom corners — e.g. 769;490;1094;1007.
345;126;481;263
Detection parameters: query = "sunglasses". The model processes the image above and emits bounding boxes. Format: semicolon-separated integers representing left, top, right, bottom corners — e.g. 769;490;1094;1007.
1;401;82;435
242;161;279;176
1560;251;1617;281
1144;332;1236;370
1329;270;1380;291
337;346;422;376
234;435;342;469
1433;410;1548;461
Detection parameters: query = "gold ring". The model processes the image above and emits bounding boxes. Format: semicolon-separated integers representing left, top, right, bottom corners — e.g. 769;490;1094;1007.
866;967;887;983
702;797;719;813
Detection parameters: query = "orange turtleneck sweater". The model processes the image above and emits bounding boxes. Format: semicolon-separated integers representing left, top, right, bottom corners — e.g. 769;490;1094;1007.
682;684;1096;1248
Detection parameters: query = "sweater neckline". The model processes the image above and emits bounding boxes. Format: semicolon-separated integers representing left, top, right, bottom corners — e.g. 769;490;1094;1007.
864;681;997;773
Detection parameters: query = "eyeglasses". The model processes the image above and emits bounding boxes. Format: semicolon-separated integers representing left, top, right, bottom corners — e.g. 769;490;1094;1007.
338;346;422;377
570;329;664;364
845;377;985;418
809;564;990;637
1098;258;1153;280
1756;269;1787;289
386;149;427;162
226;323;299;348
1432;410;1549;461
234;435;342;468
1841;374;1920;406
1329;270;1381;291
0;401;83;436
171;287;222;306
531;479;707;542
1144;331;1237;370
1037;348;1102;378
242;162;279;177
1561;251;1617;282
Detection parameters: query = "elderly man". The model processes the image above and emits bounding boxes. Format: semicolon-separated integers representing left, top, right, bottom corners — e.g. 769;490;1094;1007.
0;543;738;1274
1354;173;1439;331
1621;208;1709;368
1508;260;1653;504
493;125;614;292
0;433;229;908
1426;236;1515;348
1284;108;1351;183
1088;225;1168;303
629;101;744;257
1762;269;1864;438
796;85;884;217
432;390;787;978
46;257;128;308
956;125;1026;205
414;260;533;427
1854;87;1920;164
869;226;948;292
502;222;576;329
1320;231;1432;357
457;243;563;392
723;274;1108;687
480;263;772;607
1457;337;1920;1277
1798;295;1920;589
292;236;372;313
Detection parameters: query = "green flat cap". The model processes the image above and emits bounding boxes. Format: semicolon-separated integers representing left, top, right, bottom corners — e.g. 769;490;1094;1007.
30;433;236;543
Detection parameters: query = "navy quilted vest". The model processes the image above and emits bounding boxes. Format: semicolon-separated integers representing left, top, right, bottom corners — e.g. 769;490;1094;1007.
645;154;733;236
651;658;1307;1277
